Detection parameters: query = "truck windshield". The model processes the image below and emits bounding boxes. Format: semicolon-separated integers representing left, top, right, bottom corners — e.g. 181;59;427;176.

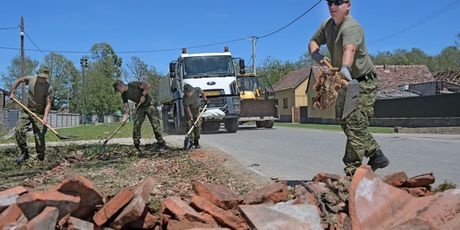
184;56;235;78
238;77;257;91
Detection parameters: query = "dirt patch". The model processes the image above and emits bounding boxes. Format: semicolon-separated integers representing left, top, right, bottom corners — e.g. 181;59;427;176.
0;144;267;212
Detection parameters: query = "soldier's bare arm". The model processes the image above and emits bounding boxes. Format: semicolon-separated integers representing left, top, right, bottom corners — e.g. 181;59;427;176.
43;95;52;125
8;77;27;99
121;102;129;125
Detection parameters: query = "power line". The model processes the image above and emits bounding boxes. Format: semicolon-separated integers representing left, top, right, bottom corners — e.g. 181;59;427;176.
368;0;460;46
0;26;18;31
0;0;323;55
0;37;246;55
24;32;47;56
258;0;322;39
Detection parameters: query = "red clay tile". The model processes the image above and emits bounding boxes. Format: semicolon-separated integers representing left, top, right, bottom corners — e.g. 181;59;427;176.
243;182;288;205
16;190;80;220
56;174;104;219
93;187;135;226
26;207;59;230
190;195;248;230
125;211;159;229
193;182;242;210
166;219;218;230
348;166;460;229
160;196;206;223
0;204;24;229
239;204;322;230
381;171;408;187
110;177;156;229
67;216;96;230
0;186;28;213
403;173;435;188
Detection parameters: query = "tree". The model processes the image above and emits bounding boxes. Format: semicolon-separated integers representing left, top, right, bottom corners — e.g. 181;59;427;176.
84;43;123;120
1;56;38;101
125;56;164;103
126;56;149;82
258;57;298;87
43;52;79;111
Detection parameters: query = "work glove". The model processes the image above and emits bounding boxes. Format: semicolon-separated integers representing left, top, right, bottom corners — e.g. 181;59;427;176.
340;65;353;82
311;51;325;65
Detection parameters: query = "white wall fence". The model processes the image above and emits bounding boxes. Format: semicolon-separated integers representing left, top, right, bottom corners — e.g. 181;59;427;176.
2;109;81;130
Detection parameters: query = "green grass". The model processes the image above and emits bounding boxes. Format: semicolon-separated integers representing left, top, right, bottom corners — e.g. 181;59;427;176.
274;122;395;133
0;121;157;144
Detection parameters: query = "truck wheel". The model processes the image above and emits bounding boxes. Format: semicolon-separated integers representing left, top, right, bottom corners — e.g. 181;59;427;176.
264;120;274;128
203;121;220;133
225;118;239;133
162;107;171;133
256;121;264;128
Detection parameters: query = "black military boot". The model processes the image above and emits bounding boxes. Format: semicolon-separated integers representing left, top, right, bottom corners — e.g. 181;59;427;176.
367;149;390;171
16;150;30;165
37;153;45;161
194;140;200;149
134;143;144;157
157;139;166;149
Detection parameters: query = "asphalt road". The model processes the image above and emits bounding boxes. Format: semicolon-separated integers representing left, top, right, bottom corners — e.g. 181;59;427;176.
200;125;460;186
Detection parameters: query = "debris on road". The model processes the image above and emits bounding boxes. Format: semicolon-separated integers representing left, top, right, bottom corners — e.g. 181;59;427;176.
0;166;458;229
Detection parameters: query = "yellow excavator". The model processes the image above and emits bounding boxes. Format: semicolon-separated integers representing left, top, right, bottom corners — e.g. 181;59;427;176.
237;73;279;128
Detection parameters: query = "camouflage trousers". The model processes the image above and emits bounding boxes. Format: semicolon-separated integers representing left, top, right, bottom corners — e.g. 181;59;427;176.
336;78;381;175
185;107;201;142
133;104;164;146
15;110;48;156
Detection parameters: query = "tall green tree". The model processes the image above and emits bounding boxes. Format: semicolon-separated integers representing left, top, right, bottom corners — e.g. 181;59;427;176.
43;52;79;111
84;43;123;120
127;56;149;82
125;56;164;103
1;56;38;101
258;56;298;87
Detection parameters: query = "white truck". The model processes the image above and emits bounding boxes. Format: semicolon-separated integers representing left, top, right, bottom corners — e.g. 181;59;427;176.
159;48;245;133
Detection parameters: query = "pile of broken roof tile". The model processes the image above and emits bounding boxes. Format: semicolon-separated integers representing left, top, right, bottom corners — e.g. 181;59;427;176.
296;166;460;229
0;166;459;230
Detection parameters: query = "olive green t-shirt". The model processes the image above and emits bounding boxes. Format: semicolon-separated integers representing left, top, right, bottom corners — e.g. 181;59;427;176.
182;87;203;109
121;81;152;106
25;75;53;114
310;16;375;78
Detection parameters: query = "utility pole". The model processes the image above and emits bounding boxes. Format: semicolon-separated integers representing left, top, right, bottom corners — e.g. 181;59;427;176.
20;16;25;100
251;36;257;75
80;58;88;126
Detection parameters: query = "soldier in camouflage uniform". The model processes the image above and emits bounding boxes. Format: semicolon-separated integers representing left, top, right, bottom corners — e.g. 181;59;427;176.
9;66;53;164
182;84;207;148
113;80;165;153
309;0;389;175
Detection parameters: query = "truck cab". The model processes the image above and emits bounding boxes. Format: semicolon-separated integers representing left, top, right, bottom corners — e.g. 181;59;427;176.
159;48;245;133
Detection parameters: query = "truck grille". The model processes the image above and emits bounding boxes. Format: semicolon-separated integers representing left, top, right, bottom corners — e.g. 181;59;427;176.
207;97;226;108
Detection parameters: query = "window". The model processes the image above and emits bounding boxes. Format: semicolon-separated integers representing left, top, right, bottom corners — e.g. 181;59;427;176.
283;98;288;109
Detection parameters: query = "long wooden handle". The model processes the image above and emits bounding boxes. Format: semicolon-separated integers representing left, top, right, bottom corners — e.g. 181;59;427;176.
322;58;334;69
186;104;208;136
103;103;142;144
11;97;60;135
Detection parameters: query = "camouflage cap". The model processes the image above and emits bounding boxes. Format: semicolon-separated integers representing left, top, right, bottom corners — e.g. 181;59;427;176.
183;84;193;92
38;66;50;78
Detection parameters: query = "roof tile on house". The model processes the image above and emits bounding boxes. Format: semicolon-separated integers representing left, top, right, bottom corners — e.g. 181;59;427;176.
272;67;311;92
375;65;434;92
432;70;460;85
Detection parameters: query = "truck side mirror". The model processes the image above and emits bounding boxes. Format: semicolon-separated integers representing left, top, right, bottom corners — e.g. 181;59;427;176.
169;62;176;78
239;59;245;75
